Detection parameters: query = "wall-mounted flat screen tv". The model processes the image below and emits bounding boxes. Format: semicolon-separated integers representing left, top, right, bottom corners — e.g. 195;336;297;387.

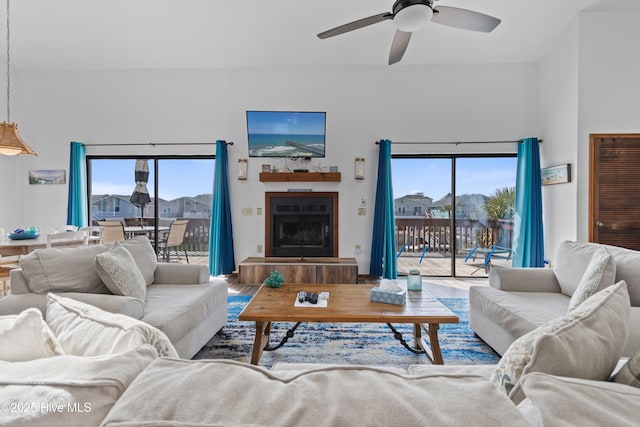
246;111;326;158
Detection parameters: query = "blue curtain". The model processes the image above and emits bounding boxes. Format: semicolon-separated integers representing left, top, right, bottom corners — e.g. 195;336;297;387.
370;139;398;279
512;137;544;267
209;140;235;275
66;142;88;227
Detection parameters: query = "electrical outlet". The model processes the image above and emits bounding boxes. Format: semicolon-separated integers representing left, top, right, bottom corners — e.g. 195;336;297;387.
358;207;366;216
361;198;366;206
257;207;263;215
241;207;253;216
257;244;263;253
354;244;362;255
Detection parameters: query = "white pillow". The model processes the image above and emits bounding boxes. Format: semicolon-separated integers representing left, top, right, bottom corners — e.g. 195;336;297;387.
491;281;630;403
96;242;146;302
0;308;64;361
0;345;158;427
46;293;178;358
517;372;640;427
568;248;616;311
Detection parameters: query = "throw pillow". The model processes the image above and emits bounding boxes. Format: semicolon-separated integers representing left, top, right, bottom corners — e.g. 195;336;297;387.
490;281;630;404
612;350;640;387
96;242;146;302
119;236;158;286
567;248;616;311
0;308;64;361
46;293;178;358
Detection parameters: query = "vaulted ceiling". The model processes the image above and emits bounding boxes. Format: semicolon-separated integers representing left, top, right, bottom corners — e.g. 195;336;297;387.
7;0;640;69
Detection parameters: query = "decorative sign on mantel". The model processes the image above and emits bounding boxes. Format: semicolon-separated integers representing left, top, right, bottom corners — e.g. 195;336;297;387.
541;164;571;186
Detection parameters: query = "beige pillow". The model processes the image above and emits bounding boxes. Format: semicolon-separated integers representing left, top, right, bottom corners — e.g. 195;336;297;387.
0;345;158;427
96;242;146;302
491;281;630;403
613;350;640;387
517;372;640;426
567;249;616;311
46;293;178;358
119;236;158;286
0;308;64;361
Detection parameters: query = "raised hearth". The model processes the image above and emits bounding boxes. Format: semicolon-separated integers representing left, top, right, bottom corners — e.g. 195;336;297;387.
238;257;358;285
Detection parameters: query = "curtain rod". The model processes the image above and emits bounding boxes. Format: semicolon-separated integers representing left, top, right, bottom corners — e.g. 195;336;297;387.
82;142;233;147
375;139;542;145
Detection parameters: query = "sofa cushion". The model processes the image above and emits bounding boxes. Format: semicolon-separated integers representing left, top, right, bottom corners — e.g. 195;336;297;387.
102;358;530;427
567;248;616;311
554;240;603;297
0;308;64;361
46;293;178;358
19;245;110;294
490;281;630;403
142;283;226;346
469;287;569;337
517;372;640;427
95;242;146;302
613;350;640;387
119;236;158;286
0;345;158;427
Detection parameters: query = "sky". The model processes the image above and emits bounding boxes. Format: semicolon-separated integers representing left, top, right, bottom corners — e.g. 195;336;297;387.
91;156;517;203
391;157;517;200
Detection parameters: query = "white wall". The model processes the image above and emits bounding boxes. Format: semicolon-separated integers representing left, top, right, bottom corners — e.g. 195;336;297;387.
577;10;640;242
1;63;537;273
537;20;579;263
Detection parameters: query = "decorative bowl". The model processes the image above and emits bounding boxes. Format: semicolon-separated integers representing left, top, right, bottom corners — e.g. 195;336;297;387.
8;227;40;240
8;232;40;240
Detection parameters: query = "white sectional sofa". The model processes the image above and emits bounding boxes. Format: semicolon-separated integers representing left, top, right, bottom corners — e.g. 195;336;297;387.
469;240;640;357
0;236;228;358
1;269;639;426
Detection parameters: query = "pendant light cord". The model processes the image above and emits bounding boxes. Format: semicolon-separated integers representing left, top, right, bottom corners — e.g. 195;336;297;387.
5;0;11;123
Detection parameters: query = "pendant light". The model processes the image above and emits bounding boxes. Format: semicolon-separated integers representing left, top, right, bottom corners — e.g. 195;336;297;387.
0;0;35;156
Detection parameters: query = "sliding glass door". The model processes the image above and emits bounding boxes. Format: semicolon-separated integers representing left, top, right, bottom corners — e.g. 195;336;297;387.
88;156;214;265
392;155;516;278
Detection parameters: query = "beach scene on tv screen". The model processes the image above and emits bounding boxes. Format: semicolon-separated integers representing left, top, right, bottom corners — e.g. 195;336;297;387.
247;111;326;158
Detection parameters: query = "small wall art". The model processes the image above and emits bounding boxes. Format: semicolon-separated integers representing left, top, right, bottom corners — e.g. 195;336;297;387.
541;164;571;186
28;170;66;185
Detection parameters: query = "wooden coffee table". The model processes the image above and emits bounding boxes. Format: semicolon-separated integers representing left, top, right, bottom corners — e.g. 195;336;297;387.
238;283;459;365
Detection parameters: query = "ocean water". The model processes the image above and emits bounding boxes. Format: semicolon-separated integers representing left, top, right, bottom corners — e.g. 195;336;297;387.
248;133;325;157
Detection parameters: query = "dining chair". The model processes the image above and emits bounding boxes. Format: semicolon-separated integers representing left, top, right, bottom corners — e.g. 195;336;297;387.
46;230;89;248
96;221;126;244
157;219;189;263
80;225;104;244
51;225;79;234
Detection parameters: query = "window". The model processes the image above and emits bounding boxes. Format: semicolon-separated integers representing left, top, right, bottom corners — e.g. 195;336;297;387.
392;155;516;277
88;156;214;266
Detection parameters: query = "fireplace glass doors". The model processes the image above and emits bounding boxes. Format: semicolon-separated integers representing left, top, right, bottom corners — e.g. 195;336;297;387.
267;194;336;257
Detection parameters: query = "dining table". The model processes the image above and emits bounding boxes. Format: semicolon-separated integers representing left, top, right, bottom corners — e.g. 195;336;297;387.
123;225;170;240
0;235;102;257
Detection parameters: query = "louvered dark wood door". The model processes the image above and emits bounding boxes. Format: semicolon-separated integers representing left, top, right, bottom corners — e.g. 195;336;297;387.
589;134;640;250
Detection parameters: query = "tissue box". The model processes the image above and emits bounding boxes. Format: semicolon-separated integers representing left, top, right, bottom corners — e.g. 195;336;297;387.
370;287;406;305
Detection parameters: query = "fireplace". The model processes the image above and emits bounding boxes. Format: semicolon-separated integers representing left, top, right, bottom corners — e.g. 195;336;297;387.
266;192;338;258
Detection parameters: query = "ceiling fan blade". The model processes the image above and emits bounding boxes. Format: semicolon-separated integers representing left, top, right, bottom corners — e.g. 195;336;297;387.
388;30;412;65
432;6;501;33
317;12;393;39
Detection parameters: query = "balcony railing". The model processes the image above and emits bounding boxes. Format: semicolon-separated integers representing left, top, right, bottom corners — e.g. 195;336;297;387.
395;217;513;256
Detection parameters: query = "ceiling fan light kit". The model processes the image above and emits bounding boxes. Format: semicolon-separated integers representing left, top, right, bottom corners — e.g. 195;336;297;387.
393;1;433;32
317;0;501;65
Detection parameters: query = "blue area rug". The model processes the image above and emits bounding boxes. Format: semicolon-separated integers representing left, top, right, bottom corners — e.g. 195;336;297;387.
193;295;500;368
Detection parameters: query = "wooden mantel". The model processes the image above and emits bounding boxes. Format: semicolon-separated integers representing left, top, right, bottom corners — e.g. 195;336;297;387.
259;172;341;182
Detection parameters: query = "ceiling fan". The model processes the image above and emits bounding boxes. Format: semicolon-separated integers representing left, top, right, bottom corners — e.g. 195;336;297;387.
317;0;501;65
